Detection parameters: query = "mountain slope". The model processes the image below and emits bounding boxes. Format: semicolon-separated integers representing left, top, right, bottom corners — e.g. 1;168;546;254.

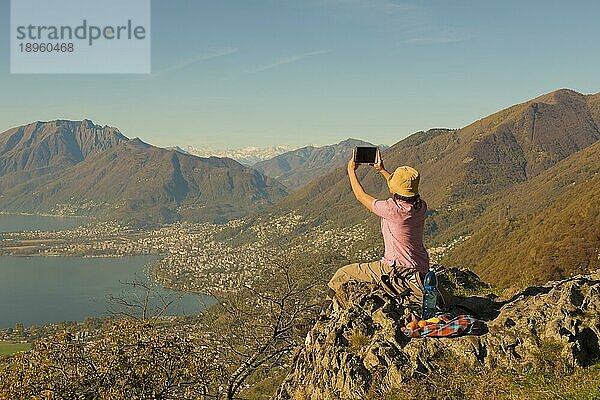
0;121;287;224
277;89;599;228
263;89;600;287
444;140;600;287
281;89;599;211
253;138;381;190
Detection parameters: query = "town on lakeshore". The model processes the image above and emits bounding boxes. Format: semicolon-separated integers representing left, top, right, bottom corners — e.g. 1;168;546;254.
0;212;461;295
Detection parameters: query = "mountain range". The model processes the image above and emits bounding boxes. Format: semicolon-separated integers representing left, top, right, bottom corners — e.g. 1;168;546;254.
1;88;598;287
182;144;298;166
0;121;381;224
253;138;382;190
0;120;287;225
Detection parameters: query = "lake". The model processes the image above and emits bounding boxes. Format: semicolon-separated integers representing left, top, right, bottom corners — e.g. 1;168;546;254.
0;255;209;329
0;213;86;233
0;214;210;329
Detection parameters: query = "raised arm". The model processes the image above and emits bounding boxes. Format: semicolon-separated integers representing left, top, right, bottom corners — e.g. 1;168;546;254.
373;148;391;180
348;151;376;213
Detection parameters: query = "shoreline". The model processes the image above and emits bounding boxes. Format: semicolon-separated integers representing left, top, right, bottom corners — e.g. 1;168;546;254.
0;211;90;219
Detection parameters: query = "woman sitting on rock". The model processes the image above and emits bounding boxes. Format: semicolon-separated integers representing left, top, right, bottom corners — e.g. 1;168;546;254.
322;149;430;314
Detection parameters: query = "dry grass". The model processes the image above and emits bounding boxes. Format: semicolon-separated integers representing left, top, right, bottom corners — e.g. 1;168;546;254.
376;350;600;400
347;330;371;354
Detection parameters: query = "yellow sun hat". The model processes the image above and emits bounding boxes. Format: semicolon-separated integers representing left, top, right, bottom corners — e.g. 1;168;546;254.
387;166;420;197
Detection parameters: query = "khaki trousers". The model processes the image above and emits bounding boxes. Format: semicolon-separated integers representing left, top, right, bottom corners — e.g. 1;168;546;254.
328;260;393;296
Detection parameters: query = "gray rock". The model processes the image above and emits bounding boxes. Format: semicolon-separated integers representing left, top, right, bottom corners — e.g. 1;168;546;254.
275;269;600;399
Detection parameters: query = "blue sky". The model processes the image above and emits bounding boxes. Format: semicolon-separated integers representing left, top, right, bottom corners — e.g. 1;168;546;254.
1;0;599;148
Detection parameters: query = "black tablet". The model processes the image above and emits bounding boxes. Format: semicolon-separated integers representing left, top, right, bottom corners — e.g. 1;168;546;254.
354;146;377;164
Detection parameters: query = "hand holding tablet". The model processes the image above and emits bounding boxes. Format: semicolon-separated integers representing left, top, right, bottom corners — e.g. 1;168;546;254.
353;146;378;165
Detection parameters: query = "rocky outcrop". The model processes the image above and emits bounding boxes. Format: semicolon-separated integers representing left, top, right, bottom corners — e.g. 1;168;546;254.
275;269;600;400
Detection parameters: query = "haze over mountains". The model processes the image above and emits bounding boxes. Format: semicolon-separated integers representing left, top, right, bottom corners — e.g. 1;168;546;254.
269;88;600;287
0;120;287;225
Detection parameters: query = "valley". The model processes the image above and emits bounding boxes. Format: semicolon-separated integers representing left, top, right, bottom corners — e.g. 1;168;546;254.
1;89;599;293
3;2;599;397
0;89;599;399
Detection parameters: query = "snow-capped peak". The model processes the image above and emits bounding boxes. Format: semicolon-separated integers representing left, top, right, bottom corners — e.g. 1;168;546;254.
182;144;299;165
